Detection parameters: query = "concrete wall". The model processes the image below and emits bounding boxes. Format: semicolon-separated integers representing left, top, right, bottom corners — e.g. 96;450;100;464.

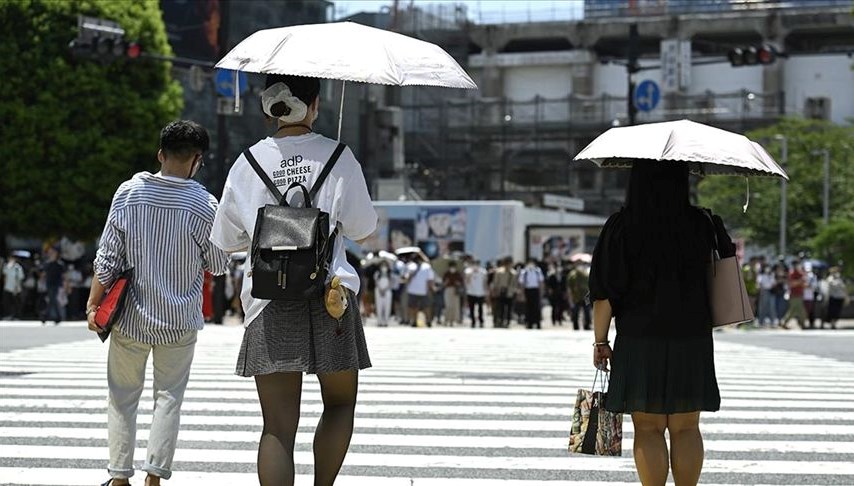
784;54;854;125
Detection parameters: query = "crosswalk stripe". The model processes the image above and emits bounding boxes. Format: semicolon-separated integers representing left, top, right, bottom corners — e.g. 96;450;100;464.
2;427;853;454
3;445;854;475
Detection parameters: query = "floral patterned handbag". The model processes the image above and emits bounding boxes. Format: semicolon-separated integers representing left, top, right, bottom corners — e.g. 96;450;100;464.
568;369;623;456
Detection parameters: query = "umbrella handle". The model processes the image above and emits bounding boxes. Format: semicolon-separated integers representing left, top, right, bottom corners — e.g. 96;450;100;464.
337;80;346;141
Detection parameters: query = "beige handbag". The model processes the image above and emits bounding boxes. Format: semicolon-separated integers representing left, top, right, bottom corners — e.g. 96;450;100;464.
708;252;754;327
704;209;754;327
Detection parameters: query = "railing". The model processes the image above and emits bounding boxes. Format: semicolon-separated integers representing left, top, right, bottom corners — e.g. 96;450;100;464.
584;0;853;19
403;90;785;134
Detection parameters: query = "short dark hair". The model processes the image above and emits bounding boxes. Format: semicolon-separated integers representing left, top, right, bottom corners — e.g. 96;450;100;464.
265;74;321;112
160;120;209;159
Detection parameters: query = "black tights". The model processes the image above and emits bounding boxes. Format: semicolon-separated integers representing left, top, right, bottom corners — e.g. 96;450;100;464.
255;370;358;486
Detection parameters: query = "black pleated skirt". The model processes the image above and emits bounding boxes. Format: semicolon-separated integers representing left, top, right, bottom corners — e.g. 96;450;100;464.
605;332;721;414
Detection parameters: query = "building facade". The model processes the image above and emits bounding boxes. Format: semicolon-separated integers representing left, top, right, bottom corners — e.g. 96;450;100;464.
381;0;854;216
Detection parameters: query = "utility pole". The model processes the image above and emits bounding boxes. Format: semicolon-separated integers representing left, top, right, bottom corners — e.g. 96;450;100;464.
812;149;830;225
627;24;640;125
775;134;788;257
212;0;231;325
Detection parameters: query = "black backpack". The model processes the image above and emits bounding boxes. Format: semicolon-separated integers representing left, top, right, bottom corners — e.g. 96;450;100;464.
243;143;346;300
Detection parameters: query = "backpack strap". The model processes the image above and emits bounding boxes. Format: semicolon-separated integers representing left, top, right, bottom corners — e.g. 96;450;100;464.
243;149;284;204
308;143;346;203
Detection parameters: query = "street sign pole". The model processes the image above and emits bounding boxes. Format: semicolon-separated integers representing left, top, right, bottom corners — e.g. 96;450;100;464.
627;24;639;125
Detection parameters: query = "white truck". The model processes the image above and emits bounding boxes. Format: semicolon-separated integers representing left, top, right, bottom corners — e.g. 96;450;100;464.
358;200;607;264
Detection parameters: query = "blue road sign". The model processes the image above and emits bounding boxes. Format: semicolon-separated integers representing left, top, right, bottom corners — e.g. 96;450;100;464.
634;80;660;112
215;69;248;98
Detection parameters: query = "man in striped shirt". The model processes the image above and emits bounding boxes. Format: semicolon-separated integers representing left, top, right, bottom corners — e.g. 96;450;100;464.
86;120;229;486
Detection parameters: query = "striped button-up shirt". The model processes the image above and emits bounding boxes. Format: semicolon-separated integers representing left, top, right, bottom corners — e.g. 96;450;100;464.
94;172;229;344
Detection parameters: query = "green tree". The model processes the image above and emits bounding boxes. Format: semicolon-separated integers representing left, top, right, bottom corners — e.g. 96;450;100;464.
698;117;854;256
812;218;854;278
0;0;182;245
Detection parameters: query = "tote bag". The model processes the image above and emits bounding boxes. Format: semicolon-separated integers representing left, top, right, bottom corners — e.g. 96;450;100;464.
568;369;623;456
703;210;754;327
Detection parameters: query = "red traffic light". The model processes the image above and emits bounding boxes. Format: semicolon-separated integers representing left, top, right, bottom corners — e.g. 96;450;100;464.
729;44;778;67
126;42;141;59
757;44;776;64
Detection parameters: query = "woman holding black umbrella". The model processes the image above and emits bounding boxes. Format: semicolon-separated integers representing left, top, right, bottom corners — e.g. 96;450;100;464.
589;161;735;486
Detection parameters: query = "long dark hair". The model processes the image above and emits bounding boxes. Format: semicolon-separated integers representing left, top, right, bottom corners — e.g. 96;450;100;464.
623;160;706;314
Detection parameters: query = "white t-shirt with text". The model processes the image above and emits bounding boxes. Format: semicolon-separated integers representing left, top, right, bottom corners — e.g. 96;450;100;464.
210;134;377;325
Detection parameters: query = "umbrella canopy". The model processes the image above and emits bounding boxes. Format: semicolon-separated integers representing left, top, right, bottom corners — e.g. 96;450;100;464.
362;250;398;266
394;246;423;256
573;119;788;180
216;22;477;89
568;253;592;264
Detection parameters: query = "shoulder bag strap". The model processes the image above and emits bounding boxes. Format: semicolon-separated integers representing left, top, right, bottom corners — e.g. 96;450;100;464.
243;149;284;203
308;143;346;204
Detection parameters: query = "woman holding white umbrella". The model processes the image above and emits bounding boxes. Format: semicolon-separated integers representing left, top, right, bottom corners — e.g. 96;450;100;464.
210;74;377;486
578;119;786;486
589;161;734;485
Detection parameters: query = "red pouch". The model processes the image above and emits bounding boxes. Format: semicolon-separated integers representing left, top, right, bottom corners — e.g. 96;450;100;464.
94;268;133;342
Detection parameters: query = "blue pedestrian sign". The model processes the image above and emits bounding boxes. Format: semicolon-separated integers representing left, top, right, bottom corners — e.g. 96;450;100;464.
634;80;660;112
215;69;248;98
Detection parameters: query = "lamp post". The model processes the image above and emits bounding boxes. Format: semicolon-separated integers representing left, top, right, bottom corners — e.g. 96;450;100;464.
774;134;787;257
811;148;830;225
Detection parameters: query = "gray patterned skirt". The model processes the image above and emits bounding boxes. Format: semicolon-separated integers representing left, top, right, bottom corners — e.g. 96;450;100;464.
235;290;371;376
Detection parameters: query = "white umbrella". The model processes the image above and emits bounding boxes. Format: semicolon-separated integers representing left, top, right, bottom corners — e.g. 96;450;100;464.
216;22;477;138
569;252;592;263
573;119;788;180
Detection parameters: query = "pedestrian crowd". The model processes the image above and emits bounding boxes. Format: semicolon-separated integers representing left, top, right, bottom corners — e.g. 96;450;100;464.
359;253;596;330
742;255;849;330
0;245;95;323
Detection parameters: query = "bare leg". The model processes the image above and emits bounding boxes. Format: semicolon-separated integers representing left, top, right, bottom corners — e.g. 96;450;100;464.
631;412;669;486
668;412;704;486
255;372;303;486
314;370;358;486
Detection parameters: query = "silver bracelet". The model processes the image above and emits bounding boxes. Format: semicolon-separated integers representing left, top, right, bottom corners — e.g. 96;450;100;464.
593;341;610;347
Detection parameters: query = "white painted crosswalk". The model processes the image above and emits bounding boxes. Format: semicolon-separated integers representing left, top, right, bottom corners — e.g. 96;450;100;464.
1;325;854;485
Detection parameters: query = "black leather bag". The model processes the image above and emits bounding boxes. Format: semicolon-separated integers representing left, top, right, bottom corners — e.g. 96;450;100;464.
244;143;346;300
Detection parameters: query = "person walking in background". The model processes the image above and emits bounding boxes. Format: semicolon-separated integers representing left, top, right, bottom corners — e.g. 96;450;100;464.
2;254;25;320
41;247;65;325
64;263;84;320
802;262;819;328
87;120;229;486
742;263;759;319
782;260;807;330
374;262;393;327
545;263;567;326
756;265;778;327
466;260;488;328
210;74;377;486
823;267;848;329
567;261;591;331
590;161;732;486
405;254;435;327
442;262;464;326
772;260;788;320
518;258;544;329
490;257;516;328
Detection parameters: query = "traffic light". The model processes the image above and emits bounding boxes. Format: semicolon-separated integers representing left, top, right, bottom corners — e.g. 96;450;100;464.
68;15;141;63
728;44;777;67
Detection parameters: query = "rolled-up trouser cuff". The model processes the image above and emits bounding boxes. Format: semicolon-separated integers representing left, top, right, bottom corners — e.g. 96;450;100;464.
142;462;172;480
107;466;135;479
